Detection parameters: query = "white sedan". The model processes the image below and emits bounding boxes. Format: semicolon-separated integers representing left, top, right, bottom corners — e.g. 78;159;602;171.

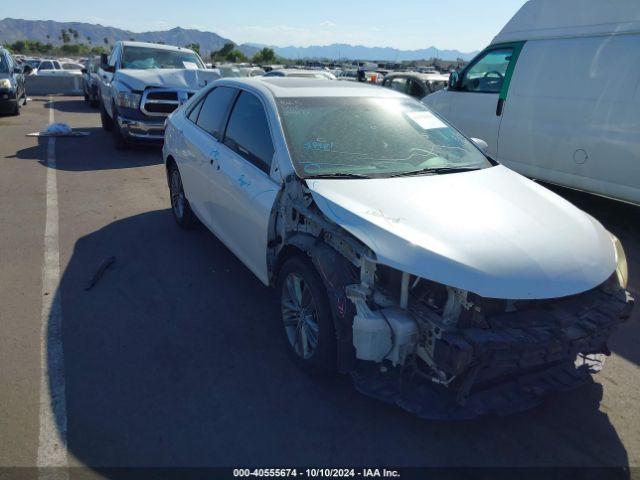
163;78;632;418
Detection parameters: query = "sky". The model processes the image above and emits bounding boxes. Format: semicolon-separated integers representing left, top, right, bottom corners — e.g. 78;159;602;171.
5;0;528;52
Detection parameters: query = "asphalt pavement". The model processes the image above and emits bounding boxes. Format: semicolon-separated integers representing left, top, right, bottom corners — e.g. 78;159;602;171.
0;96;639;472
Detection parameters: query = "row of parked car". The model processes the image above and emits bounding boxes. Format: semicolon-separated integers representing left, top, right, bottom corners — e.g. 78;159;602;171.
75;0;635;419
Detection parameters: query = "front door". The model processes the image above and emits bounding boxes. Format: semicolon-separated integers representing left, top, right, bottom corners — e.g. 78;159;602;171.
212;90;280;284
441;44;523;157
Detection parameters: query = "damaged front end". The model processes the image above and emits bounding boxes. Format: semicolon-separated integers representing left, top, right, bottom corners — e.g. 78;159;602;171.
349;263;633;419
268;175;634;419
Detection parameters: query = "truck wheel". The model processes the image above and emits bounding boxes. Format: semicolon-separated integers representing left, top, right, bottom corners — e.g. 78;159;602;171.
277;256;337;374
111;107;127;150
100;100;113;132
12;97;21;116
168;163;197;228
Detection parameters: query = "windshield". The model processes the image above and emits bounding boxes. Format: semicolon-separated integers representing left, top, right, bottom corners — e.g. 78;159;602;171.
121;46;204;70
277;97;492;178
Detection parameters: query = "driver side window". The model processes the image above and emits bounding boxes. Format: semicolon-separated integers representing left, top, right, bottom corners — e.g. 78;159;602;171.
460;48;513;94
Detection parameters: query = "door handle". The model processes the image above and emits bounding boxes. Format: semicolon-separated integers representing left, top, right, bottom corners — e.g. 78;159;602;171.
496;98;505;116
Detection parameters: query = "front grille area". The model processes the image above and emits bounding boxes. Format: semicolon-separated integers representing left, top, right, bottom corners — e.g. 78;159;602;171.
141;89;192;117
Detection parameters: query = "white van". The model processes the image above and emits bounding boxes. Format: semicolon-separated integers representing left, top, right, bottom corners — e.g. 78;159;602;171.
423;0;640;205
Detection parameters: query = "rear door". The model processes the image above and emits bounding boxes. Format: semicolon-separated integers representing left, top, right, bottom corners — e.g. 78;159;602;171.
444;43;523;157
211;90;280;283
179;86;237;229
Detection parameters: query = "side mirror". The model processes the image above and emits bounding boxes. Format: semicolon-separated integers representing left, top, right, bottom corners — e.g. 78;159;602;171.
470;137;489;153
448;71;459;90
100;53;114;72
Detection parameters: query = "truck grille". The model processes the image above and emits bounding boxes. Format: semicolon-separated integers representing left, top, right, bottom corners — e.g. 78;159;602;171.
141;89;194;117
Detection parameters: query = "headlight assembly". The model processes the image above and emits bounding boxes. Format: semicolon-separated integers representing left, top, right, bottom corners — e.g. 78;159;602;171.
0;78;13;89
611;234;629;289
116;91;141;109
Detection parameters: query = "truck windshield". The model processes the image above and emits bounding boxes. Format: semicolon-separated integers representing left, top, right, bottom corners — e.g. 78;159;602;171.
121;46;204;70
277;96;492;179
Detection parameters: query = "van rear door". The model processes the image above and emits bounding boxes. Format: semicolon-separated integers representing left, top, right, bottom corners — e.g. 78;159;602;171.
447;43;523;157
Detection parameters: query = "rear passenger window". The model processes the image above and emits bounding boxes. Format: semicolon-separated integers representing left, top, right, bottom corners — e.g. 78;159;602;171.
223;91;274;174
187;97;205;123
40;61;53;70
196;87;236;139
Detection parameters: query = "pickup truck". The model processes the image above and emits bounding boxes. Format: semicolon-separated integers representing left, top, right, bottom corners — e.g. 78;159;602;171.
98;41;220;149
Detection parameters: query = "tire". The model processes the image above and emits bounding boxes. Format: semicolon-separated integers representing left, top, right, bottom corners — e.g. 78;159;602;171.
111;106;127;150
100;100;113;132
277;256;337;374
83;90;89;102
168;163;197;228
12;97;20;116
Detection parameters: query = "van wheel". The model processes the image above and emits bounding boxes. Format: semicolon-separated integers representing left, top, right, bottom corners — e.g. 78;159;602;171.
277;256;337;374
111;106;127;150
100;100;113;131
168;163;197;228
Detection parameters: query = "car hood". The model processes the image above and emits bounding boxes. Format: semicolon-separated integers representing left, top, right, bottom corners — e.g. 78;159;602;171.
116;68;221;91
306;165;615;299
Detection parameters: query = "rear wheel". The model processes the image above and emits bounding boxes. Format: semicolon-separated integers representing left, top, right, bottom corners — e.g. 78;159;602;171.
278;256;337;374
100;100;113;131
168;163;197;228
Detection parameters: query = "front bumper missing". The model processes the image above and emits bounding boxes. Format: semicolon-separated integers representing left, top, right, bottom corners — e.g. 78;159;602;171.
117;116;165;141
352;285;633;419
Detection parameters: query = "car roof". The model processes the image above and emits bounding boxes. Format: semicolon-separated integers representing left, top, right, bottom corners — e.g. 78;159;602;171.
492;0;640;44
385;72;449;82
216;77;407;98
118;41;194;52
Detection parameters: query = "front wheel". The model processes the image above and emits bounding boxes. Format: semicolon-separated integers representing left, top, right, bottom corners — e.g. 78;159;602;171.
278;256;337;374
100;100;113;131
168;163;197;228
111;106;128;150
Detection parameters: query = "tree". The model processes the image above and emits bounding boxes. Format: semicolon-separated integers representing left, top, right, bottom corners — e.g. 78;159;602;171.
210;42;235;61
87;36;92;45
252;47;276;65
103;37;109;46
60;29;71;44
210;42;247;63
185;43;200;55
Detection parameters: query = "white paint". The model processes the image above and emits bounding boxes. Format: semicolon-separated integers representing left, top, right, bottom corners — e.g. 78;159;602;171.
423;1;640;205
307;165;616;299
37;98;67;468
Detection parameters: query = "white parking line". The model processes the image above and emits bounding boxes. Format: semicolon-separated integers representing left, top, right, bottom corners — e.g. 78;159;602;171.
37;97;68;468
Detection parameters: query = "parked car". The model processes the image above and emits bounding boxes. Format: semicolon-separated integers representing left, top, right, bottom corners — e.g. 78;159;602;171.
423;0;640;205
382;72;449;99
0;47;31;116
34;59;81;77
98;41;220;149
81;56;101;107
60;61;84;75
163;77;633;418
263;69;336;80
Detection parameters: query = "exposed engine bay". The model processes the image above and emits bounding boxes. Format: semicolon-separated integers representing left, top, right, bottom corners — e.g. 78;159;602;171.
267;176;634;418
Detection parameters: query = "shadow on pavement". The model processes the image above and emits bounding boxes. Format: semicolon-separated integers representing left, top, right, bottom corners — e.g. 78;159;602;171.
8;128;162;171
48;209;630;469
44;98;94;114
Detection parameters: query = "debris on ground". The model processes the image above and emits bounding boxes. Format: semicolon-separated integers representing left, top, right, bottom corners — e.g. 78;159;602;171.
85;256;116;291
26;123;90;137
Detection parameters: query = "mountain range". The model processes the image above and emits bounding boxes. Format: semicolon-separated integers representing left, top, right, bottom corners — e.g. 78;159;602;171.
0;18;478;61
